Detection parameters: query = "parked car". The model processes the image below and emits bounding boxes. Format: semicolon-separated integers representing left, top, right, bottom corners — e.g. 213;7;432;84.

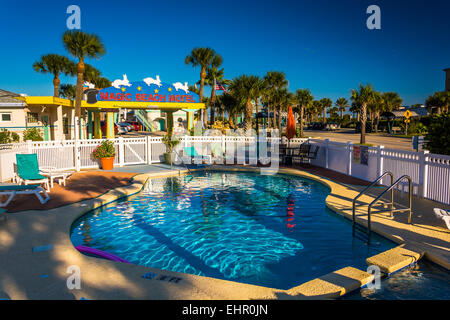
325;123;339;131
100;121;119;136
308;122;326;130
119;122;133;132
128;121;142;131
117;122;129;134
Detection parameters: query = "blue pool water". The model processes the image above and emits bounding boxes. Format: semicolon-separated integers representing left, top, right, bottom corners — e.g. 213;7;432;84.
70;171;396;289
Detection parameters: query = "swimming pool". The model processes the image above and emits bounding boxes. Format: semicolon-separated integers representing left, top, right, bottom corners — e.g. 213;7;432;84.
71;171;396;289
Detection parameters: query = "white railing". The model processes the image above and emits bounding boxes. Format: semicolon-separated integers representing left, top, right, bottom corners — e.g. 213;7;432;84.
0;135;449;205
307;138;450;205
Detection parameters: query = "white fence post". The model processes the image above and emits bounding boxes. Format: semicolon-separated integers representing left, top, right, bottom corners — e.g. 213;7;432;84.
419;150;429;198
26;140;32;153
222;135;226;155
118;137;125;167
325;139;329;169
74;139;81;171
377;145;384;177
346;141;352;176
146;136;152;165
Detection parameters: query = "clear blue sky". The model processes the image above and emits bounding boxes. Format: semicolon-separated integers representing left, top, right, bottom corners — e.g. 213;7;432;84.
1;0;449;106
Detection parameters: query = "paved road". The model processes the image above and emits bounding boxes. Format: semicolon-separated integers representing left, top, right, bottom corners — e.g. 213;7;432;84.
304;129;413;150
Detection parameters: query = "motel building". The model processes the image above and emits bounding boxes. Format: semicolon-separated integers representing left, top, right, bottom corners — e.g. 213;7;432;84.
0;77;204;141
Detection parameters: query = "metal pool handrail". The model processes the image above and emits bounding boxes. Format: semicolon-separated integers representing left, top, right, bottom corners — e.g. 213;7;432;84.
352;171;394;228
366;175;413;235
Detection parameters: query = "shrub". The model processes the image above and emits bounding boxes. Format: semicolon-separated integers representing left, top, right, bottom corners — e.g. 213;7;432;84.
162;134;181;153
92;140;116;159
0;129;20;144
22;128;43;141
401;121;427;135
425;113;450;155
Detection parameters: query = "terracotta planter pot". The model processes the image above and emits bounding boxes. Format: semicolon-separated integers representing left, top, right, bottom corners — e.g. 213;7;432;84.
100;157;114;170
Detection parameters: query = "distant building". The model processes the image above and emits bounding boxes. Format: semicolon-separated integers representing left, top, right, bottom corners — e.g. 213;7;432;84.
445;68;450;91
0;88;77;141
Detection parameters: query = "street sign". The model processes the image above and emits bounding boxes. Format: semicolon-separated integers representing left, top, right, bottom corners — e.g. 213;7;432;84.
404;119;410;123
404;110;412;118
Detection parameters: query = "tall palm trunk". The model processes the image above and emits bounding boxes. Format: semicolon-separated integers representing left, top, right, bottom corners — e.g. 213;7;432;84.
374;111;380;133
53;74;60;97
360;103;367;144
340;109;344;119
323;108;326;123
199;67;207;127
210;86;216;125
74;59;85;139
272;106;276;129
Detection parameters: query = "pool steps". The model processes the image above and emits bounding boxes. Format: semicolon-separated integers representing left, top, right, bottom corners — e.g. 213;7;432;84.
366;246;423;274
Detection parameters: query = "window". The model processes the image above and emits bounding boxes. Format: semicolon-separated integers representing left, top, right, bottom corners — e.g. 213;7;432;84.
27;112;39;123
63;117;69;134
0;113;11;122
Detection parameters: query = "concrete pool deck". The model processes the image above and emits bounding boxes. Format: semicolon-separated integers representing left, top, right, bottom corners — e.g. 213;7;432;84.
0;164;448;300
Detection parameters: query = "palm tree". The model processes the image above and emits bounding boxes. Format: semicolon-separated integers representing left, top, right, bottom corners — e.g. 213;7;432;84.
228;75;264;132
335;97;349;119
425;91;449;115
312;100;322;121
327;106;339;119
33;54;76;97
320;98;332;123
382;92;403;111
63;30;106;138
83;63;100;84
59;84;76;100
350;102;361;121
295;89;314;137
381;92;402;116
220;92;243;129
91;76;111;89
185;47;223;127
368;91;383;132
263;71;289;129
351;84;377;144
202;67;229;124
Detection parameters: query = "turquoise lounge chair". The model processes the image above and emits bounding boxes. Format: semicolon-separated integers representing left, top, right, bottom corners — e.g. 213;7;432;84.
0;184;50;208
15;154;50;191
183;146;212;164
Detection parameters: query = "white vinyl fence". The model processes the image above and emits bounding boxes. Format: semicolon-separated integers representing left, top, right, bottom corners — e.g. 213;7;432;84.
0;135;449;205
308;138;450;206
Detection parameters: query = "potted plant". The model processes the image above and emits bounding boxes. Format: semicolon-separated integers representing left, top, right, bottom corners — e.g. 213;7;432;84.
162;133;180;168
92;140;116;170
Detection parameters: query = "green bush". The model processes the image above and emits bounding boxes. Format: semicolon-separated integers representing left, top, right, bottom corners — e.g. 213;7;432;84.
425;113;450;155
401;121;427;135
0;129;20;144
22;128;43;141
